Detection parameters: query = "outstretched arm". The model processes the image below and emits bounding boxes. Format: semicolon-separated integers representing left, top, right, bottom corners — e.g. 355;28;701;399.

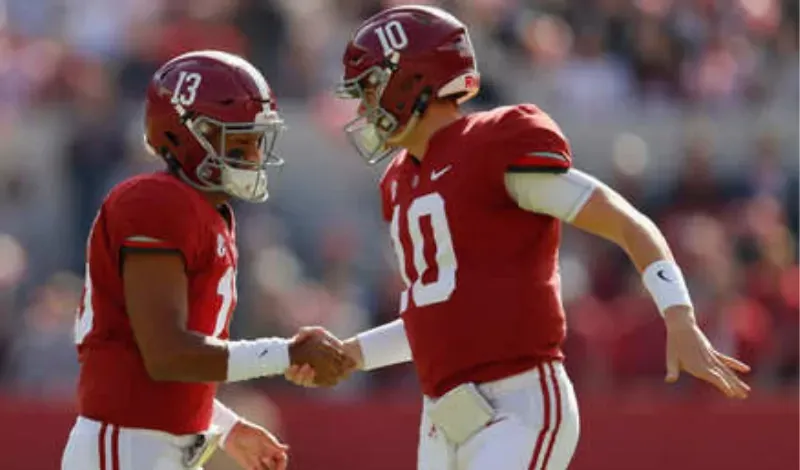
506;169;751;398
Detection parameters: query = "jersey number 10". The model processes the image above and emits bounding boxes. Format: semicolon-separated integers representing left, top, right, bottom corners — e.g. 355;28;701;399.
391;192;458;312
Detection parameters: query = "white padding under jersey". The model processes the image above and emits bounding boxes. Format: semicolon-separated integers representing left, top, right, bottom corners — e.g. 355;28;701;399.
504;169;598;222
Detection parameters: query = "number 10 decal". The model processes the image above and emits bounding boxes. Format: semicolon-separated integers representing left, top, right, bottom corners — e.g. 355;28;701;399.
390;193;458;311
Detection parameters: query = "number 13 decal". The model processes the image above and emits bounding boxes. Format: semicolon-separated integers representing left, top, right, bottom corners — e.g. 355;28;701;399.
391;193;458;311
171;71;203;106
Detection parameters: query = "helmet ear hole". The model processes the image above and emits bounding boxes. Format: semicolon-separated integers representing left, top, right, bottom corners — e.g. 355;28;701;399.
165;131;180;147
162;151;182;174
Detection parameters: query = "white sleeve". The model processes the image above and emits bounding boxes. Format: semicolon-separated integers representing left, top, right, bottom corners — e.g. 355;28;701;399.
212;399;242;448
355;319;413;371
504;168;599;222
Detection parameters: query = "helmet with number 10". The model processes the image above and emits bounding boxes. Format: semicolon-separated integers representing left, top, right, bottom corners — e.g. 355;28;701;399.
144;50;284;203
337;5;480;164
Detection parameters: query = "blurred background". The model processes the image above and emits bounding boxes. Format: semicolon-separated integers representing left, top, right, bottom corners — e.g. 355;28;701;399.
0;0;797;469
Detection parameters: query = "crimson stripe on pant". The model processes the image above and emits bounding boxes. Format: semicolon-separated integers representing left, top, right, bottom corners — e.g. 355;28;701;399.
98;423;120;470
529;363;563;469
98;423;108;470
111;425;120;470
540;362;563;468
529;364;551;469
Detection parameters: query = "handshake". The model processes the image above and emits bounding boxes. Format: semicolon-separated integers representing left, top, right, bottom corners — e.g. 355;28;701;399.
285;327;362;387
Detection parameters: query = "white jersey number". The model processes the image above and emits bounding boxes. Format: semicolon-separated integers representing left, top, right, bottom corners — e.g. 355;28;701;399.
171;71;203;106
391;192;458;311
74;262;237;345
74;263;95;345
375;20;409;56
212;266;237;337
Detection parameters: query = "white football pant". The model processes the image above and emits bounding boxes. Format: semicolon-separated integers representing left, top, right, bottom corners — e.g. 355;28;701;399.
418;362;580;470
61;416;206;470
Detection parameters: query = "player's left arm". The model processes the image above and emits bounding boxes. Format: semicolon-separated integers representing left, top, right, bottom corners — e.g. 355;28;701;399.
505;169;751;398
213;399;288;469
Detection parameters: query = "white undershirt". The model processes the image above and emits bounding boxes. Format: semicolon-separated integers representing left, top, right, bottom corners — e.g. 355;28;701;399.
358;169;600;370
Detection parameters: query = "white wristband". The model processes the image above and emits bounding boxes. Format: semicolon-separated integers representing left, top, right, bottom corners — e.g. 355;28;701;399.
356;319;413;371
212;400;241;449
226;338;290;382
642;260;693;316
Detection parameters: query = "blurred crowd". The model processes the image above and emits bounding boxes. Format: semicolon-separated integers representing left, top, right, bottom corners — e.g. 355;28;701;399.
0;0;797;427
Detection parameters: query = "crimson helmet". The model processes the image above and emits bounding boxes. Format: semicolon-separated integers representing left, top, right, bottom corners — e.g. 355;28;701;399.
145;50;284;202
336;5;480;164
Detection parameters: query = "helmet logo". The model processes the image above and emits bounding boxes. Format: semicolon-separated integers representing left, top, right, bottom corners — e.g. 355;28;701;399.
375;20;409;56
171;71;203;106
464;75;477;89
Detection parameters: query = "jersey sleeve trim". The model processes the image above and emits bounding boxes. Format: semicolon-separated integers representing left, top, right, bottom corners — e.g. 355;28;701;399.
118;245;186;276
122;236;177;251
507;151;570;174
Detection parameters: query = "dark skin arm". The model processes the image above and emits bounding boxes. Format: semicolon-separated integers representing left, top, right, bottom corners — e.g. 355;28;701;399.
123;251;230;381
123;250;354;382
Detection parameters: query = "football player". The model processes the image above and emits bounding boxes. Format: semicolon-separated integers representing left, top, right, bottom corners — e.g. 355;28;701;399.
287;6;751;470
61;50;352;470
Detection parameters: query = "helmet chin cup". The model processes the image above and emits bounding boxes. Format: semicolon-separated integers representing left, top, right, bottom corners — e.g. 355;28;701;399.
344;114;398;165
221;165;269;202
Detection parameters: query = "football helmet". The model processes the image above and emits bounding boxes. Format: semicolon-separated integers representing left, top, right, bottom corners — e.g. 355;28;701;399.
145;50;284;202
337;5;480;164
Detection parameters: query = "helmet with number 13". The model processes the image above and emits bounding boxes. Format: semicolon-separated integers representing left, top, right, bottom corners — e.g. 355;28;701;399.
144;50;284;202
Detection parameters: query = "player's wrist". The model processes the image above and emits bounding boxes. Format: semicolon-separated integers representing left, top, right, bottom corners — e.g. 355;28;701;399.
663;305;697;330
226;338;291;382
642;260;693;318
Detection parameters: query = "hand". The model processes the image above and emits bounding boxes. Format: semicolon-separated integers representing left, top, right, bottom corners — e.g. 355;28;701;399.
664;307;751;399
286;336;363;387
223;420;288;470
287;327;357;387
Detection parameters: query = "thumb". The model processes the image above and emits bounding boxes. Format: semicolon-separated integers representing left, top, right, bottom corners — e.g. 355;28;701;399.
265;431;289;450
665;345;680;383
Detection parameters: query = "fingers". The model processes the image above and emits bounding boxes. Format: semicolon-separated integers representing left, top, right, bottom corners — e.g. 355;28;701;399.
699;357;750;399
703;367;736;397
262;454;288;470
290;329;355;387
716;352;751;374
664;343;680;383
284;364;317;387
296;326;343;347
310;354;354;387
666;326;752;399
293;326;324;344
262;433;289;470
713;356;750;399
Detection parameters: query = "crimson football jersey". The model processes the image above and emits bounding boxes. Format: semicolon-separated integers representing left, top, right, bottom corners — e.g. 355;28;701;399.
75;172;238;434
380;104;572;398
